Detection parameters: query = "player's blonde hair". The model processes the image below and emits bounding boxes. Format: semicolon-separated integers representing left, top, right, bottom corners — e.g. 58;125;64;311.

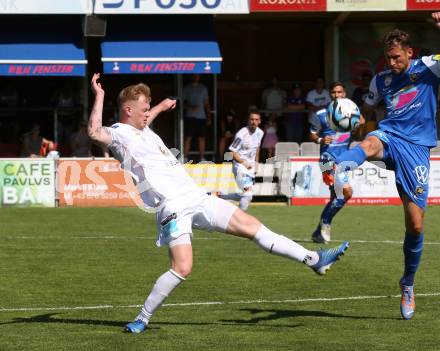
117;83;151;110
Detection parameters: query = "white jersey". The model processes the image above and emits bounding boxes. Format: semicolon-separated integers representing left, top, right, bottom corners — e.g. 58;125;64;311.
229;126;264;175
106;123;203;207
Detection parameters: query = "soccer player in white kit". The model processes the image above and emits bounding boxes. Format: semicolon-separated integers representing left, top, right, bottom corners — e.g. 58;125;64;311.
222;111;263;210
88;73;349;334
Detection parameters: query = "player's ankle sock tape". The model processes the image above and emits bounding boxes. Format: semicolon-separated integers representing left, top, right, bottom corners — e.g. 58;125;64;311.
335;145;367;172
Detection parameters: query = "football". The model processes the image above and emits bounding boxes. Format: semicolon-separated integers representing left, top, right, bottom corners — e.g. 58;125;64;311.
326;98;361;132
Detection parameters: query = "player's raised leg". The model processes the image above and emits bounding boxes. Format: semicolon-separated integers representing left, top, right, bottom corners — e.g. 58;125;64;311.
224;203;349;275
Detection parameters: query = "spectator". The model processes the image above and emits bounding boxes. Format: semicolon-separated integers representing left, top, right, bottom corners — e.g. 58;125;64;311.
51;82;80;144
284;83;306;143
183;74;211;161
351;72;377;141
351;71;373;107
0;83;20;108
21;124;54;158
306;78;331;126
71;121;92;157
261;75;287;117
261;114;278;159
218;109;239;161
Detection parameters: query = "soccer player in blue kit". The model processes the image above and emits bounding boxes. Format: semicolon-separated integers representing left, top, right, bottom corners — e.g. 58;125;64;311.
333;12;440;320
309;82;358;244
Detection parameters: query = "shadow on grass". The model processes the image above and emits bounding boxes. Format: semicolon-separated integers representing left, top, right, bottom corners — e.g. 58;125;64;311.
0;308;398;331
220;308;399;323
0;312;301;330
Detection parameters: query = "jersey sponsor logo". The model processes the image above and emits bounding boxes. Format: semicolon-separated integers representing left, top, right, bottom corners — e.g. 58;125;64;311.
387;85;418;110
433;54;440;61
414;165;429;185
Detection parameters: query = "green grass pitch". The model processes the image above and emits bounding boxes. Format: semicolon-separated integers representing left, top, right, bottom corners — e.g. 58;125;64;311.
1;205;439;351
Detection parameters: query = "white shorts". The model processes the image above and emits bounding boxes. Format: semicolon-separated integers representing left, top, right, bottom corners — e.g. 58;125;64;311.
155;193;237;247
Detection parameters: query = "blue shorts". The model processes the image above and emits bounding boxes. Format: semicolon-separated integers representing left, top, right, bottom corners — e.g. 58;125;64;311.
368;130;430;209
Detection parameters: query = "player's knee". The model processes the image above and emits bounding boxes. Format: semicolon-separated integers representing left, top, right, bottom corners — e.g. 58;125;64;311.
343;186;353;201
361;136;381;157
172;263;192;278
408;223;424;235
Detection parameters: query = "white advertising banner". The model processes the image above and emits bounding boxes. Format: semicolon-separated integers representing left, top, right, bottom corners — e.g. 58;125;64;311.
327;0;406;11
0;159;56;207
290;156;440;205
0;0;92;14
94;0;249;14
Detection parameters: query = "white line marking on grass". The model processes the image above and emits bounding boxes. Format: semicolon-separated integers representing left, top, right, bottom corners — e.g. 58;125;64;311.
4;236;440;245
1;293;439;313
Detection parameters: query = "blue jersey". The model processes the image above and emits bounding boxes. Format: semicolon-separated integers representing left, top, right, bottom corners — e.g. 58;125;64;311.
309;108;351;158
365;54;440;147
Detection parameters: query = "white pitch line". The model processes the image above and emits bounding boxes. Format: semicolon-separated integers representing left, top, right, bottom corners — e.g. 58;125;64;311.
1;293;439;313
4;236;440;245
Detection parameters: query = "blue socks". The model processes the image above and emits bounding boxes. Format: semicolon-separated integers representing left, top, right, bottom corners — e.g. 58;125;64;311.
335;145;367;172
401;232;424;286
321;198;346;225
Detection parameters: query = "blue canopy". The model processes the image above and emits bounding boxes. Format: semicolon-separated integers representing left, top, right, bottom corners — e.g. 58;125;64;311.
0;17;87;77
101;16;222;74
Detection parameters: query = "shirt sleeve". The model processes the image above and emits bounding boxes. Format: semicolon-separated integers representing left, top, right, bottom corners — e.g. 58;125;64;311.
422;54;440;78
306;90;314;104
364;76;381;107
309;112;322;133
229;131;243;152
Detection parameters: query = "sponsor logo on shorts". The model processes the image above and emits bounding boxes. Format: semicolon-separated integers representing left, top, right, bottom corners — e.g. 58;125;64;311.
414;165;429;185
415;185;425;195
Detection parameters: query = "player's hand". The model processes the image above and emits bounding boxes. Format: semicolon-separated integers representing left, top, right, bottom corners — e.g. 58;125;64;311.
243;161;252;169
91;73;104;96
432;12;440;29
323;136;333;145
160;98;177;112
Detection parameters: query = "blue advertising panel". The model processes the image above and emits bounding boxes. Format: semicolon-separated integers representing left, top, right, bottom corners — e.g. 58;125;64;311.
101;16;222;74
0;18;87;76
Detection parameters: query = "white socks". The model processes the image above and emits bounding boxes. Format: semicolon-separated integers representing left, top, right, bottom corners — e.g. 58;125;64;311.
239;191;253;211
253;225;319;266
136;269;185;324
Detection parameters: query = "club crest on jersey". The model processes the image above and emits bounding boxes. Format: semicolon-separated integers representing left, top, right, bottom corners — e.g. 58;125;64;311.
414;165;429;185
410;73;419;82
384;76;392;87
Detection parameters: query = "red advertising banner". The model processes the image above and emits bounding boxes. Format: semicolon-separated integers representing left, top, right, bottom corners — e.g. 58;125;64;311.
250;0;326;12
407;0;440;10
57;159;141;207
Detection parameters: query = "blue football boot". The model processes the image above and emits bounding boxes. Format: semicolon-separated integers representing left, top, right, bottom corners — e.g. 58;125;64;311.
311;241;349;275
125;320;148;334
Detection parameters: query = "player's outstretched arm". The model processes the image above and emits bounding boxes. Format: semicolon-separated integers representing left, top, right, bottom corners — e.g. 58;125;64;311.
433;12;440;30
88;73;112;146
147;98;177;126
